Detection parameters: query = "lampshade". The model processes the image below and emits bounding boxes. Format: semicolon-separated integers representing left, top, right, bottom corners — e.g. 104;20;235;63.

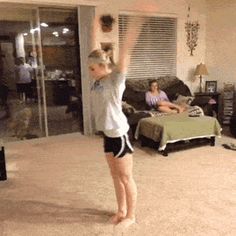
194;63;209;76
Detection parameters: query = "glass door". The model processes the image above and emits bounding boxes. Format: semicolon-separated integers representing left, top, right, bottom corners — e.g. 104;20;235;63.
0;5;83;142
0;5;45;142
38;8;82;136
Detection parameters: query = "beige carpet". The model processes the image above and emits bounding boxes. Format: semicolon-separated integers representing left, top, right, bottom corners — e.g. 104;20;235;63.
0;133;236;236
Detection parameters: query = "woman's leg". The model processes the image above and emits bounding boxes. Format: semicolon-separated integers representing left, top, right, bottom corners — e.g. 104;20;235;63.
158;105;178;114
25;83;30;101
114;153;137;227
158;101;185;113
106;153;127;224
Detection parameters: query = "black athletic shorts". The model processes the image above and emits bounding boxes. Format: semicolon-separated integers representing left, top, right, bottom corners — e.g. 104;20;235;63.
104;134;134;158
16;83;32;97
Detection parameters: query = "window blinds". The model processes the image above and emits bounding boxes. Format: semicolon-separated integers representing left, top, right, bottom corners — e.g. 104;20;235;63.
119;14;177;79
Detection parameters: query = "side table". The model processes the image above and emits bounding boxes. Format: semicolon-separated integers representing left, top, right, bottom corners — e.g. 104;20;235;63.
194;92;221;120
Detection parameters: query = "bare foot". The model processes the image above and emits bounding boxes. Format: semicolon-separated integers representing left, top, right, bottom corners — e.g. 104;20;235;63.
178;107;185;113
116;217;136;228
171;109;178;114
113;218;136;235
110;212;126;225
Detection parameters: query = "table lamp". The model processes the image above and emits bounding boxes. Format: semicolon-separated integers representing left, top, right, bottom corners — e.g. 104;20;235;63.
194;63;209;93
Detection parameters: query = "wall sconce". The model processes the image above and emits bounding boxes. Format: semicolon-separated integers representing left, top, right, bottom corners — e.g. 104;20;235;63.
185;6;200;56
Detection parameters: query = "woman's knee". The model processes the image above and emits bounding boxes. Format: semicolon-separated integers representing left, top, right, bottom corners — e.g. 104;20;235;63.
108;166;120;179
119;173;133;185
110;169;119;179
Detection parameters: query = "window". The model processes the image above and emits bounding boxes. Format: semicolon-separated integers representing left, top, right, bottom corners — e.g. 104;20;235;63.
119;14;177;79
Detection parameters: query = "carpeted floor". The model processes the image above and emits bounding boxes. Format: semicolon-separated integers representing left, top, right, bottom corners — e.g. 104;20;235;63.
0;133;236;236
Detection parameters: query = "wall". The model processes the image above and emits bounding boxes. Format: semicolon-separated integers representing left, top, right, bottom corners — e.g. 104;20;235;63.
206;0;236;90
0;0;99;7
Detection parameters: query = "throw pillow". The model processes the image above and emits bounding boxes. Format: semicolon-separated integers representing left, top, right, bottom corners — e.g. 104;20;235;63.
173;94;194;106
122;101;136;116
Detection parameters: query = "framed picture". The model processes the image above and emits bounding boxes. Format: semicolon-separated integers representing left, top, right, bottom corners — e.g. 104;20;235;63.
205;81;217;93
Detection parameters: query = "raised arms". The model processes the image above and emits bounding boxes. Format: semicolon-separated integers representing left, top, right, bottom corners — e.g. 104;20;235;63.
117;16;145;74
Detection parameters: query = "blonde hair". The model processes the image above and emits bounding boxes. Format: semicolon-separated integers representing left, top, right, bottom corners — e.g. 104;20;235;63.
88;49;111;66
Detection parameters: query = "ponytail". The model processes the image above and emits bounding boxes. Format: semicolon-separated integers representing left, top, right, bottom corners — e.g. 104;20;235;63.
88;49;111;65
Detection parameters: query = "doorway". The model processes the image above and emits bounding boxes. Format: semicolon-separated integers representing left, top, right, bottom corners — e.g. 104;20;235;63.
0;5;83;142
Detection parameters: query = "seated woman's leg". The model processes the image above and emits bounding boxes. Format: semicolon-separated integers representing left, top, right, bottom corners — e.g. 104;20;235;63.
158;101;185;113
158;105;178;114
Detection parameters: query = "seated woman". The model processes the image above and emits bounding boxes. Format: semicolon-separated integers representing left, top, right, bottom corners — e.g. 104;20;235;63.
145;79;185;113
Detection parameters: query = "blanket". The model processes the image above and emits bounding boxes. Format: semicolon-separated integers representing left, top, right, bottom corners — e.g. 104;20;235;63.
146;105;204;118
135;112;222;151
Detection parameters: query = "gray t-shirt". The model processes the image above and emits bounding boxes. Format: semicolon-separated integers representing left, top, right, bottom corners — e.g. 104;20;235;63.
91;70;129;137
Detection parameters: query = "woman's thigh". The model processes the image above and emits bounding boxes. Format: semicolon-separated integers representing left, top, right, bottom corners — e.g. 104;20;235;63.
114;153;133;176
105;153;116;174
158;105;176;113
106;153;133;177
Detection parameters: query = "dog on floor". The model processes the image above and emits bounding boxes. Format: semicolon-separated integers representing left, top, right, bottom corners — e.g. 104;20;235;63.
7;104;32;140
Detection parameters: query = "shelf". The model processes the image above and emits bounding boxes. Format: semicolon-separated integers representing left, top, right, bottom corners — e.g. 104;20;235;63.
222;84;235;125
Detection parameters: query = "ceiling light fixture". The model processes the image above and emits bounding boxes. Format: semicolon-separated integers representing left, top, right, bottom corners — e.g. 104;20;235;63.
52;31;59;37
40;22;49;27
62;28;69;34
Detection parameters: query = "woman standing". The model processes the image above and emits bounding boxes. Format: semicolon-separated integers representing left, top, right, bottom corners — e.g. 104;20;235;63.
88;11;153;228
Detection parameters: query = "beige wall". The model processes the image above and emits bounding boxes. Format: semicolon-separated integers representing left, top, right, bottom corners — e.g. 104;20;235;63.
206;0;236;90
1;0;207;93
0;0;99;7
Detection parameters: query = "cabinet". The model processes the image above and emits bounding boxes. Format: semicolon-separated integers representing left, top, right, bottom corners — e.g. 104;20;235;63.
194;92;221;119
222;83;235;125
